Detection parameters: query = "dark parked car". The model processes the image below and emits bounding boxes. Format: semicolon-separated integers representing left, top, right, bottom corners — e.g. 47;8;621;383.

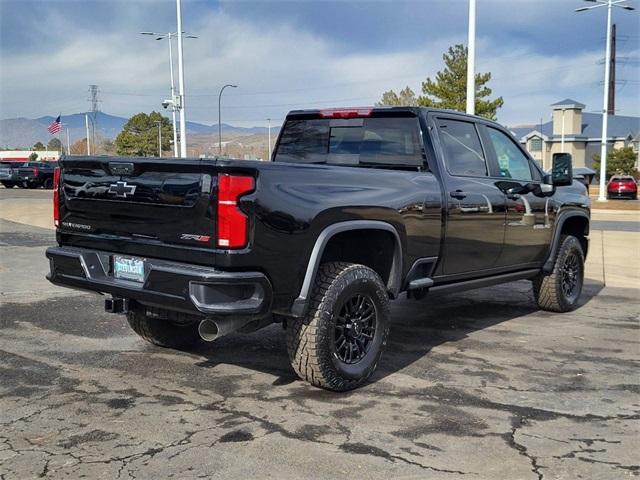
14;161;57;189
607;175;637;200
46;107;590;391
0;161;22;188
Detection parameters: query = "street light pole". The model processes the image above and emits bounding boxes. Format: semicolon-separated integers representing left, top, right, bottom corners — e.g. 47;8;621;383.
267;118;272;160
466;0;476;115
576;0;634;202
176;0;187;158
218;84;237;156
140;31;197;158
155;121;162;157
167;33;178;157
85;114;91;155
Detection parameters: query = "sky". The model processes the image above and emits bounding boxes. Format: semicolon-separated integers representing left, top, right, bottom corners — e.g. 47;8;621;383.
0;0;638;128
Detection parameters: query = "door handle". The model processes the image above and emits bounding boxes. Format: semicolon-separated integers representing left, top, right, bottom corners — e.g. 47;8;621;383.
450;190;467;200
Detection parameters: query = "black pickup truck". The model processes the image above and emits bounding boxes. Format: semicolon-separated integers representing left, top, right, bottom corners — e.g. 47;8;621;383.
46;107;590;391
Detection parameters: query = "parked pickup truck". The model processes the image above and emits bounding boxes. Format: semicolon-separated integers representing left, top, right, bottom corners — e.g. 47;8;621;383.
15;161;57;189
46;107;590;391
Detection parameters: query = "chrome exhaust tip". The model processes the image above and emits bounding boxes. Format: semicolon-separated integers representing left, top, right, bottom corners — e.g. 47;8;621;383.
198;319;221;342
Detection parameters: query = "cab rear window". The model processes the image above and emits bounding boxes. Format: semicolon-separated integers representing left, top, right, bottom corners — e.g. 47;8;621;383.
274;116;424;168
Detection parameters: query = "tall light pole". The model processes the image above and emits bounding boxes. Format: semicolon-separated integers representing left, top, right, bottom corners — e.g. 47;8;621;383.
155;120;162;157
267;118;272;160
140;31;197;157
576;0;635;201
466;0;476;115
176;0;188;158
218;84;237;155
62;124;71;155
85;114;91;155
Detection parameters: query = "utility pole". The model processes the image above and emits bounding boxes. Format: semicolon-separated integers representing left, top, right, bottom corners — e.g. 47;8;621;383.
608;23;616;115
465;0;476;115
576;0;634;202
175;0;187;158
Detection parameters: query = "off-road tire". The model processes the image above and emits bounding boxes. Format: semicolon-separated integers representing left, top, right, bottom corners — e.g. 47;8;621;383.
127;305;201;349
286;262;390;391
533;235;584;313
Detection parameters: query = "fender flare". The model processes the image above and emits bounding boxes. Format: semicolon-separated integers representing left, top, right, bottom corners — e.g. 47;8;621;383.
542;210;590;273
290;220;403;317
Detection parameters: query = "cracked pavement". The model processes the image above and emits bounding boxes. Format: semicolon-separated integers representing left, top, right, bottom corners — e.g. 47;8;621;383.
1;207;639;478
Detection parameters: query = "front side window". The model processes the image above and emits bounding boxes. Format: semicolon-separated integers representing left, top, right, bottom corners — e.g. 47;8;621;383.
487;128;533;181
274;116;424;167
437;119;487;177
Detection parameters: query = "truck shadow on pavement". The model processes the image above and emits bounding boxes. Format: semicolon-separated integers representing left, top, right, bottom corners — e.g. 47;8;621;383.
191;279;604;390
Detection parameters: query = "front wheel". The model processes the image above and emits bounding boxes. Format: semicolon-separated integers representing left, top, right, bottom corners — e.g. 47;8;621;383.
533;235;585;312
286;262;390;391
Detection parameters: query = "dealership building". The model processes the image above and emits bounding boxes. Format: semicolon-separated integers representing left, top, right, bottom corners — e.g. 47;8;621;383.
510;99;640;172
0;151;60;162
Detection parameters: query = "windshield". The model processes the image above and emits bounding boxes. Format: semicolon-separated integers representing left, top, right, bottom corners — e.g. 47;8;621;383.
274;116;424;168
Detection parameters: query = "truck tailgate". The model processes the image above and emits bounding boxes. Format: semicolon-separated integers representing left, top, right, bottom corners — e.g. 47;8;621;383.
58;157;217;261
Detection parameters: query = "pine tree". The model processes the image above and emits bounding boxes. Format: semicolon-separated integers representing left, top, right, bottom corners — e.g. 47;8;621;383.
418;44;503;120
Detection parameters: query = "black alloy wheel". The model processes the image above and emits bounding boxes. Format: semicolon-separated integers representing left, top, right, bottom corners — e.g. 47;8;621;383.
560;252;582;303
333;294;377;365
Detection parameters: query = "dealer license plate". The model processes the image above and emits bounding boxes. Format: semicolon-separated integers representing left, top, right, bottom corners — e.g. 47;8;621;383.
113;255;145;282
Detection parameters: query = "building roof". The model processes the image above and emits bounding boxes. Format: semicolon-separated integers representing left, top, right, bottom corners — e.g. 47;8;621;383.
511;112;639;142
551;98;586;110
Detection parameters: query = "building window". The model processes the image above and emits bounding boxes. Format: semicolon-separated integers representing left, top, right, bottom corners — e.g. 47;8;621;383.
530;137;542;152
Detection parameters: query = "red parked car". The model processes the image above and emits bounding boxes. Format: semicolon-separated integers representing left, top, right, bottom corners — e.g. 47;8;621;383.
607;175;638;200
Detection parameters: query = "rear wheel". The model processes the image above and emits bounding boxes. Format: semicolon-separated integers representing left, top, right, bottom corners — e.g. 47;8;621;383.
286;262;390;391
126;304;201;349
1;182;14;188
533;235;584;312
43;178;53;189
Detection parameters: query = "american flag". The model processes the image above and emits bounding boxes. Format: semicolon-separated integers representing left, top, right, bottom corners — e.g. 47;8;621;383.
47;115;62;134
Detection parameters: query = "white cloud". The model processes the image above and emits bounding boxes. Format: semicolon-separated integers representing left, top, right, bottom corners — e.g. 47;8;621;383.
1;3;637;128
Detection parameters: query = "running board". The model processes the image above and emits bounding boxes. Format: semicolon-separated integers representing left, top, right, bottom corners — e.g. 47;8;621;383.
428;269;540;295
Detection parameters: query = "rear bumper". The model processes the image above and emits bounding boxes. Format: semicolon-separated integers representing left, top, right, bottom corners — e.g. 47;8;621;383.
607;190;637;199
46;246;272;317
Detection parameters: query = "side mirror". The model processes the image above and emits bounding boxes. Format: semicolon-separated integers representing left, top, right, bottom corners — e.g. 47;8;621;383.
551;153;573;186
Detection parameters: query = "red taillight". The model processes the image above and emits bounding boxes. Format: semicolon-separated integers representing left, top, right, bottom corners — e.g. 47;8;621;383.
33;167;39;176
216;174;254;249
319;107;373;119
53;167;60;227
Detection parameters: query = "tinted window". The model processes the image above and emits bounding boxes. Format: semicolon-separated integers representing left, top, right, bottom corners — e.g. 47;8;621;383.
487;128;533;181
275;116;424;167
437;119;487;176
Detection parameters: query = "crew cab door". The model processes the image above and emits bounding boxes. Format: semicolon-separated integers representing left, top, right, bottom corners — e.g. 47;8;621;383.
434;116;506;275
480;125;553;266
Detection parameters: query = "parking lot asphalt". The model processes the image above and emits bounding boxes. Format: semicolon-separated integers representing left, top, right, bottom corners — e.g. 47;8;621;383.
1;190;639;479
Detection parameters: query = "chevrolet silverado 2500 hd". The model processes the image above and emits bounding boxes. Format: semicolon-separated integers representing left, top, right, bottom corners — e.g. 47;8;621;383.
46;107;590;391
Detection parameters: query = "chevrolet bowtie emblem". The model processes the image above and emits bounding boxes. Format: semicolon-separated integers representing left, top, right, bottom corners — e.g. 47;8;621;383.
108;181;137;198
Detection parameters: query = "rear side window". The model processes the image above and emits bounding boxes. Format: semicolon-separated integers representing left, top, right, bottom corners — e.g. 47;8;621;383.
437;119;487;177
274;116;424;167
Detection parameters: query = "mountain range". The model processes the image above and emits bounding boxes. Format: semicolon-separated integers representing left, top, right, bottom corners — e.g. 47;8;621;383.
0;112;278;149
